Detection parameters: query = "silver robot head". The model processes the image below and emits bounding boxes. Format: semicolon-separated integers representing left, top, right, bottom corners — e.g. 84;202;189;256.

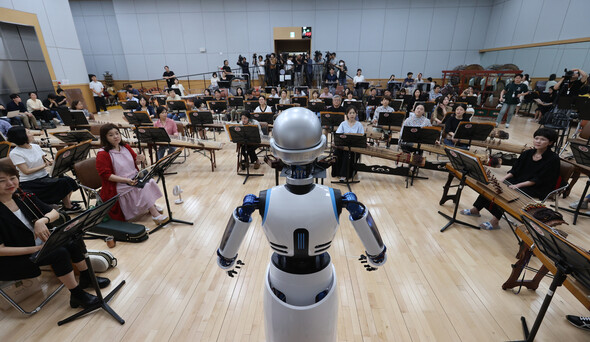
270;107;326;165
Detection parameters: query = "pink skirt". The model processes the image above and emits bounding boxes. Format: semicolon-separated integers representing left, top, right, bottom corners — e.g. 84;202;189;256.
117;179;162;220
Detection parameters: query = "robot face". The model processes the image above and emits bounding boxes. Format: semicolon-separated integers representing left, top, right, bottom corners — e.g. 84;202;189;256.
270;107;325;165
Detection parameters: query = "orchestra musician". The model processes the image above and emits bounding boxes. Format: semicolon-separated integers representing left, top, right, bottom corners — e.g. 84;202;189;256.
460;128;560;230
96;124;166;223
443;104;470;149
239;113;262;170
153;106;180;160
332;106;364;182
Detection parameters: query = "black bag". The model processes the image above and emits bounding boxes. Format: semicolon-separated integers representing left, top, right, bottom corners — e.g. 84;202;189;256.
86;220;148;243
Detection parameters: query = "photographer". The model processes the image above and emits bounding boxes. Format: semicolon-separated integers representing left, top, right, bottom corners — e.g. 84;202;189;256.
554;68;588;97
237;55;250;89
313;51;324;87
253;54;265;87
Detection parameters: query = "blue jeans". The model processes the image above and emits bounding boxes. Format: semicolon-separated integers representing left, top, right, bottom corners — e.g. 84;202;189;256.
496;103;518;126
167;112;186;121
157;145;177;160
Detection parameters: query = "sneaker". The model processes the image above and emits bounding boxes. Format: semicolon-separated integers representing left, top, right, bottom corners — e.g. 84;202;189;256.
505;124;510;128
566;315;590;332
569;201;589;209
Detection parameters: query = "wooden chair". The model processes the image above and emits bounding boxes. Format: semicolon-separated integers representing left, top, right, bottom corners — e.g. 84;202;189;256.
541;161;575;212
74;157;102;209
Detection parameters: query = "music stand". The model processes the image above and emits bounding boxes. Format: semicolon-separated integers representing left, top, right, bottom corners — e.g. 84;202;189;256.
58;108;90;130
387;81;403;93
188;111;214;140
343;100;363;112
167;100;187;111
308;101;326;112
120;100;140;113
292;96;308;107
391;99;403;111
264;86;276;94
171;88;181;96
29;196;125;325
251;113;274;124
267;97;280;107
438;146;489;232
561;142;590;224
52;130;96;144
217;80;231;89
355;82;369;94
228;96;244;107
320;112;345;130
244;100;258;112
557;96;576;110
416;82;431;93
332;133;366;191
377;111;405;148
322;98;333;107
207;100;228;114
124;111;153;126
136;148;193;234
367;96;382;107
50;141;92;178
0;141;10;158
510;213;590;342
276;104;294;112
226;124;263;184
454;122;495;147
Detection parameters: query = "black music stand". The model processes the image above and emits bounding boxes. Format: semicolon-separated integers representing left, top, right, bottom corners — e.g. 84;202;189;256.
188;111;214;140
208;101;228;115
391;99;403;111
58;109;90;130
561;142;590;224
292;96;308;107
0;141;10;158
320;112;345;131
454;122;495;147
226;125;263;184
367;96;382;107
252;113;273;124
264;86;276;94
276;104;294;112
322;97;333;107
244;101;258;112
400;126;441;187
124;111;153;126
510;213;590;342
343;100;363;112
438;147;489;232
29;197;125;325
355;82;369;95
308;102;326;112
52;130;96;144
332;133;366;191
377;111;405;148
557;95;576;110
136;148;193;234
267;97;280;107
387;81;403;94
167;100;187;111
120;100;140;113
228;96;244;107
50;141;91;178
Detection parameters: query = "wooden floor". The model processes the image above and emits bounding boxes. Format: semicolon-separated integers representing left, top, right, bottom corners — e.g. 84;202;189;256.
1;110;589;341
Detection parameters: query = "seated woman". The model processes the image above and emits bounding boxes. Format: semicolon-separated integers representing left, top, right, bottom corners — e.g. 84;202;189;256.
254;95;273;114
399;104;431;152
136;96;155;118
461;128;560;230
70;100;95;121
332;106;364;182
171;78;186;97
96;123;166;223
279;90;290;105
406;89;422;114
0;161;109;309
239;113;262;169
443;104;470;149
7;127;80;213
432;96;451;126
26;92;54;124
533;87;556;122
153;106;179;160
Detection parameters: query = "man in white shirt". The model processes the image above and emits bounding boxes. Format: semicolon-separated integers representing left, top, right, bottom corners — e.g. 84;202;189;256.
166;89;181;101
89;74;108;114
429;85;442;101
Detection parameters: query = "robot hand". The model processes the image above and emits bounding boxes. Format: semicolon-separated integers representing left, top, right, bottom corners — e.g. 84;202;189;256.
217;249;246;277
342;192;365;220
236;194;259;222
358;247;387;271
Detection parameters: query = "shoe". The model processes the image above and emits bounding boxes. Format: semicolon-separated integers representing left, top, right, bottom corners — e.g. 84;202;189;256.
63;203;82;213
460;209;481;217
253;161;260;169
155;205;164;214
152;214;169;224
569;200;589;209
480;221;500;230
339;177;346;182
566;315;590;331
70;290;99;309
505;124;510;128
79;275;111;289
103;111;110;114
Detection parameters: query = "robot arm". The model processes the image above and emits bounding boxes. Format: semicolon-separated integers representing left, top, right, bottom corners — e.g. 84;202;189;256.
217;194;259;270
342;192;387;269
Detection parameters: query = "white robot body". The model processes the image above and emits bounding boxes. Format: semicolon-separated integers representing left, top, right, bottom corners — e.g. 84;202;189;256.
264;263;338;342
261;184;339;257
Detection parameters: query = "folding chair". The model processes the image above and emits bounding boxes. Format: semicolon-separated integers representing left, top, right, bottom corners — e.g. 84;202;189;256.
0;279;64;315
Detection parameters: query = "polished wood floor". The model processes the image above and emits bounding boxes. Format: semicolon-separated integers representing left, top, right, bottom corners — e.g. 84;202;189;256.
1;110;589;341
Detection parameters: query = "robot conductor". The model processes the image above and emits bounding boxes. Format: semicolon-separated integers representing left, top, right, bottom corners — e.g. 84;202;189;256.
216;107;387;342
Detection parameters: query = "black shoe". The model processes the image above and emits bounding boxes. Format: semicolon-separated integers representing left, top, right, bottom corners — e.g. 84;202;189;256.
79;275;111;289
70;290;99;309
62;203;82;213
566;315;590;332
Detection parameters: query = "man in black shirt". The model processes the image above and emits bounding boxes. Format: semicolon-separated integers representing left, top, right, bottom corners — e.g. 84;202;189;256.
236;56;250;89
327;95;345;113
5;94;37;129
553;68;588;97
163;65;175;88
495;73;529;128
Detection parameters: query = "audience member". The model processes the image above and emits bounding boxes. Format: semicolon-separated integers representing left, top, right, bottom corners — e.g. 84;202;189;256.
89;74;108;114
163;65;175;88
6;94;38;129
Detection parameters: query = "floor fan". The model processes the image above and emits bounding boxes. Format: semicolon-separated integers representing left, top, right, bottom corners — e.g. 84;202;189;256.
173;185;183;204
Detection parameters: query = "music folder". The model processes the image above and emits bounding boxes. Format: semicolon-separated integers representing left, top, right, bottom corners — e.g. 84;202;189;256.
207;100;228;112
136;126;171;145
291;96;308;107
58;108;90;130
276;104;294;112
225;124;261;145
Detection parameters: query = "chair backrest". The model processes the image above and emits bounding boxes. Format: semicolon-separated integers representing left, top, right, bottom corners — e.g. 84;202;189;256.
556;160;575;189
579;120;590;140
74;157;102;190
176;122;185;136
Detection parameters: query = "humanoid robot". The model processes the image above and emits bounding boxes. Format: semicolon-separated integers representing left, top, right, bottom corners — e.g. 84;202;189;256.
217;107;387;342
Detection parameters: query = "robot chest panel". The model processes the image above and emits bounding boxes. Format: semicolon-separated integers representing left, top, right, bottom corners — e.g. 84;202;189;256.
262;185;339;256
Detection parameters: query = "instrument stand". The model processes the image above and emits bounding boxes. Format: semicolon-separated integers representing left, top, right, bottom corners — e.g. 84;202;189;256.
41;127;54;159
438;173;480;232
141;148;194;234
226;125;264;185
29;197;126;326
